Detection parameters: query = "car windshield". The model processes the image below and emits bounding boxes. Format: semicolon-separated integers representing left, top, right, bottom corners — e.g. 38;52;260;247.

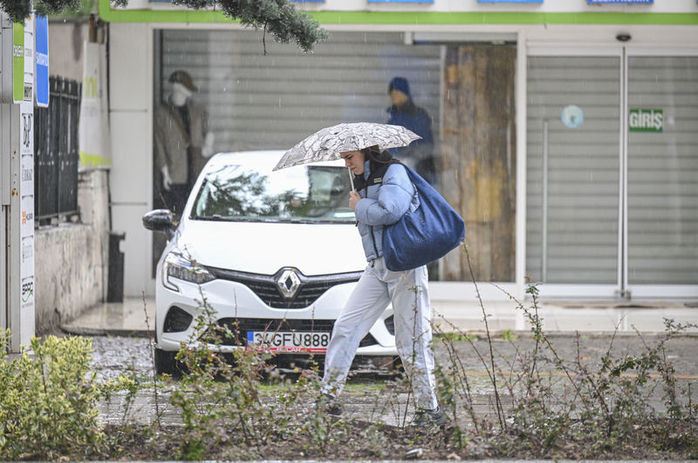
190;163;355;224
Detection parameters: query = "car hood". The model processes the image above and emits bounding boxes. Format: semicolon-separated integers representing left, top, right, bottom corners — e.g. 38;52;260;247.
175;220;367;276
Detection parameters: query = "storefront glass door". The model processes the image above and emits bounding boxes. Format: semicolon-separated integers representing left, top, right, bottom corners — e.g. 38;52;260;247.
626;56;698;295
526;55;621;291
527;50;698;298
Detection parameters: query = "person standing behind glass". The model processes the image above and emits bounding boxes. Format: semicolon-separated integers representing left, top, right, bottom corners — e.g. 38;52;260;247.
154;70;214;215
386;76;437;187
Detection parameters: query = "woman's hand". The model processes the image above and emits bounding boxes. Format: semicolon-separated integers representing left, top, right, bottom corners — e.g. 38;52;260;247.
349;190;361;211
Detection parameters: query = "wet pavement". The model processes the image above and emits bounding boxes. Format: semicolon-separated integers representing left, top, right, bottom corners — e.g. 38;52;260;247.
88;331;698;428
55;294;698;428
90;335;153;382
63;296;698;337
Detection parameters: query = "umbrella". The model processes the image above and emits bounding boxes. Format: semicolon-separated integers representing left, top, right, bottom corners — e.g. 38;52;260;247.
272;122;421;188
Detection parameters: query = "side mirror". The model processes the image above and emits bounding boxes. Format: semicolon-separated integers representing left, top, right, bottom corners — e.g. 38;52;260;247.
142;209;175;240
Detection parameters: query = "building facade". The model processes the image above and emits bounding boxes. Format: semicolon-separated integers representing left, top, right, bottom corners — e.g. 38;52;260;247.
102;0;698;301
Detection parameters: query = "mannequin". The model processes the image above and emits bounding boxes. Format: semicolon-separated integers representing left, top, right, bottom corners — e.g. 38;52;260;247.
154;71;214;214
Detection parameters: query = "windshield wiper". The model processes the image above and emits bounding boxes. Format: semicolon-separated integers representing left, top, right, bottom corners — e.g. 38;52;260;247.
192;215;281;223
283;218;315;224
194;215;231;221
192;215;350;224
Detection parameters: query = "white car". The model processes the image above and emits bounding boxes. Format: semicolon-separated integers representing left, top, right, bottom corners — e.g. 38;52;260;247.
143;151;397;375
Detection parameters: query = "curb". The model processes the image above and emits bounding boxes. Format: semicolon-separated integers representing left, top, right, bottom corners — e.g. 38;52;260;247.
60;325;154;338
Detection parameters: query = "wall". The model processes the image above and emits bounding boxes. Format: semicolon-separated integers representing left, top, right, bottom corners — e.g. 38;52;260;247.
33;19;111;333
34;169;110;334
113;0;698;14
108;22;153;296
47;21;89;82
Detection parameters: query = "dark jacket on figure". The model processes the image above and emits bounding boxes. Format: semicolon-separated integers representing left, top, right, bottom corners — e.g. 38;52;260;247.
387;100;436;184
387;100;433;146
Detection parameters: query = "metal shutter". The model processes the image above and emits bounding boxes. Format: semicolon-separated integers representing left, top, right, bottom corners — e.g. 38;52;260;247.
526;56;621;284
627;56;698;285
158;30;441;152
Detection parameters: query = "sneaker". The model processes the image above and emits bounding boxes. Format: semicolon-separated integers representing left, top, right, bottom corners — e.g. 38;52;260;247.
315;393;343;416
409;405;447;428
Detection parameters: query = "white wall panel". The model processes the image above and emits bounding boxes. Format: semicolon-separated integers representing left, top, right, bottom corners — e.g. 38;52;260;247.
109;23;154;296
109;23;151;111
110;112;151;203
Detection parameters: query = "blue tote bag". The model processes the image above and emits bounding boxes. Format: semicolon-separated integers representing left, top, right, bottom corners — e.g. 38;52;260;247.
382;164;465;272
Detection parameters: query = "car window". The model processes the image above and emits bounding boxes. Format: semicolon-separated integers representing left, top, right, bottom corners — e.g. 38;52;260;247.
190;163;356;224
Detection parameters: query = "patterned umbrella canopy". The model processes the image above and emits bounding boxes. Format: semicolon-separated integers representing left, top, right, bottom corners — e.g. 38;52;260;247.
272;122;421;171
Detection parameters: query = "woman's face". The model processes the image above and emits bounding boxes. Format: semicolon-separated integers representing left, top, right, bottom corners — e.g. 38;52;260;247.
340;150;366;175
390;89;409;106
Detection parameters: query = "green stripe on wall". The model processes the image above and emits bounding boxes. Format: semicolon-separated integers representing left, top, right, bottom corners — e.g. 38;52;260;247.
310;11;698;25
98;0;698;25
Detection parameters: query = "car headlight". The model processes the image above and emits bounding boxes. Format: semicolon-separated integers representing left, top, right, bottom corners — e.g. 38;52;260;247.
162;251;215;292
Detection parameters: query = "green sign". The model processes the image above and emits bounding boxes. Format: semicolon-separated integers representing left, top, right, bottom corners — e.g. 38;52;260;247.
629;109;663;133
13;22;24;103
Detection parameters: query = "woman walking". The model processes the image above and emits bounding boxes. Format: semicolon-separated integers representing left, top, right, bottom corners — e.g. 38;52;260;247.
318;145;446;428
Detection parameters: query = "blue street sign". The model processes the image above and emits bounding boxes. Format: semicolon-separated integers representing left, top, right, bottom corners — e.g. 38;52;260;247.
368;0;434;3
588;0;652;3
478;0;543;3
35;15;49;108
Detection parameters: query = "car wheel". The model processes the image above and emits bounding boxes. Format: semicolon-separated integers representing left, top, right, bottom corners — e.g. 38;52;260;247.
154;347;178;375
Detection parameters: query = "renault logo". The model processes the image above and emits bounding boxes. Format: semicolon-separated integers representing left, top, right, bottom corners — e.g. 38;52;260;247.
276;268;301;299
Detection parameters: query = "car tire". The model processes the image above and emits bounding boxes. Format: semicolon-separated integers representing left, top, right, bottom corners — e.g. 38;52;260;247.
154;347;178;375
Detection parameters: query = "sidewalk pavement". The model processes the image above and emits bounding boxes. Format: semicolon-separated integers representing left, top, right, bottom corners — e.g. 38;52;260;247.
61;296;698;337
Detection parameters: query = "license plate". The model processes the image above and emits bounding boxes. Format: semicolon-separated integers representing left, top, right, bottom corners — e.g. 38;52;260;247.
247;331;330;353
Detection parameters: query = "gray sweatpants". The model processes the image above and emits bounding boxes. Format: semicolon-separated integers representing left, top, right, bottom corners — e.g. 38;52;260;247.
321;256;438;410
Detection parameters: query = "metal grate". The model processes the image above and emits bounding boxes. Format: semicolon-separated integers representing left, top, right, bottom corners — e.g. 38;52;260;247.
34;76;81;224
205;267;362;309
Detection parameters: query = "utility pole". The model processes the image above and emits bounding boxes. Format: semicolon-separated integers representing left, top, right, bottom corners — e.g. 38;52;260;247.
1;12;35;352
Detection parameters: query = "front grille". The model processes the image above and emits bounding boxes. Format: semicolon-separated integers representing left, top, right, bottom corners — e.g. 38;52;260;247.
204;267;362;309
221;318;335;333
208;317;377;348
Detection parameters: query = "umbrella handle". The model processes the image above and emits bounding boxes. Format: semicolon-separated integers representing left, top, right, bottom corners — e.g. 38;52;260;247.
347;167;355;191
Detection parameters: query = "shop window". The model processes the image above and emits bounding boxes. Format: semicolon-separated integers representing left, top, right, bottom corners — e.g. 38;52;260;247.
152;30;517;283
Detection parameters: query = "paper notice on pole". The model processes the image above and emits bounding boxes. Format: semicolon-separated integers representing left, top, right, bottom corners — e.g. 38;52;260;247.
19;15;35;338
78;42;111;169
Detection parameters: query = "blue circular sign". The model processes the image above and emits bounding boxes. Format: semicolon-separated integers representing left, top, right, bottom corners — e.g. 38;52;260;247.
561;105;584;128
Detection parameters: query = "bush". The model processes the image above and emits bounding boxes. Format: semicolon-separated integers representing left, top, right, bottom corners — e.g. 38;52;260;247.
432;280;698;459
0;331;104;460
169;296;340;460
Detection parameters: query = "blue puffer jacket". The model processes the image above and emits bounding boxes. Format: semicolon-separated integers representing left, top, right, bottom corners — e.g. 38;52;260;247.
354;161;418;262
